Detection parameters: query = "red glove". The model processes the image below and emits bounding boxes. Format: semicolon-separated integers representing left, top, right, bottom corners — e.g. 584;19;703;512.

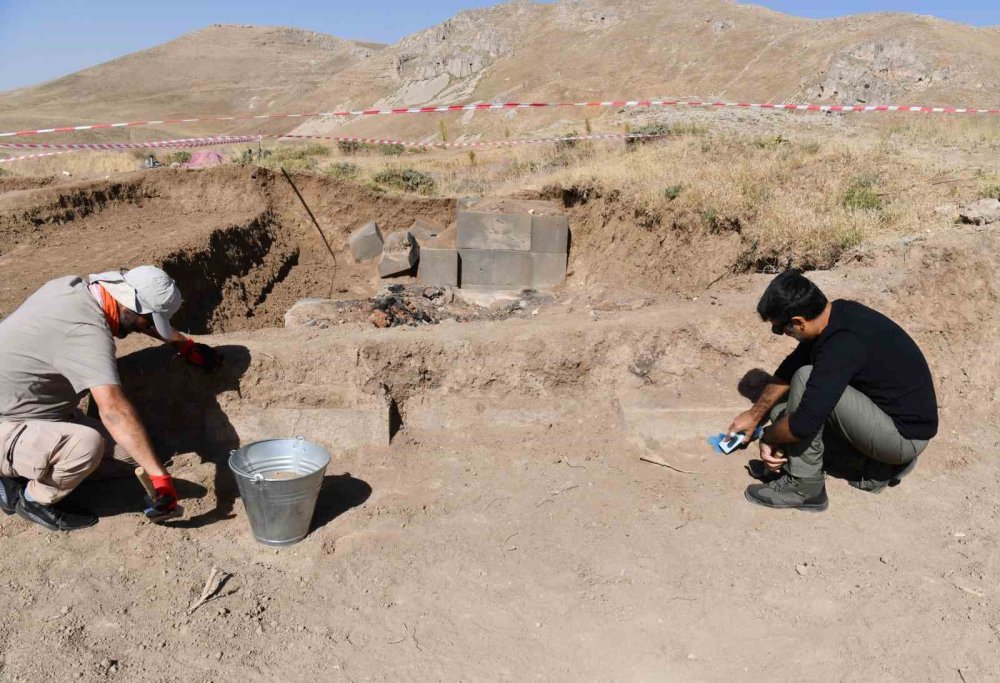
178;339;220;372
149;474;178;512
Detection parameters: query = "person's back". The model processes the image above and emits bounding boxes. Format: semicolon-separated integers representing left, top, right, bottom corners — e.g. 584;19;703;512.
825;300;937;440
0;275;118;422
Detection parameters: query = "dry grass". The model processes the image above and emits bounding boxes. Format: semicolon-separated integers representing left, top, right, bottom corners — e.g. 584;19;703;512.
871;116;1000;151
4;122;996;271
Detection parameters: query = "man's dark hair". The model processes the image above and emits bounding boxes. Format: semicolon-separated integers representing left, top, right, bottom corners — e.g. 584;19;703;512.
757;269;828;330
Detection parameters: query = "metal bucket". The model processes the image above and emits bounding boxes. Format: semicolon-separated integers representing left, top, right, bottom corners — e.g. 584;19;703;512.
228;436;331;546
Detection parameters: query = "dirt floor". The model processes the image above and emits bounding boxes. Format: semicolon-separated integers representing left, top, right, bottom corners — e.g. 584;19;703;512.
0;166;998;681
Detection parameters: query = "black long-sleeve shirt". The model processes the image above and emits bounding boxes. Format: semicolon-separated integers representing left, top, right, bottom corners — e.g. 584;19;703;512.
774;300;938;440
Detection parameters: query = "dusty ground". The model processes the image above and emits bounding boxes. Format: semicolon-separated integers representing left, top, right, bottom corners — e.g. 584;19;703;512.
0;164;998;682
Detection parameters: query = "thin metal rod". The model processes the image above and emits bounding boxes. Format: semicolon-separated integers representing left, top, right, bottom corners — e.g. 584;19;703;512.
280;166;338;297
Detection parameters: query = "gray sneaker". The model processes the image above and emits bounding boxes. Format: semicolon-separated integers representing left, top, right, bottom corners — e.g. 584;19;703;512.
16;496;98;532
745;474;828;511
0;477;22;515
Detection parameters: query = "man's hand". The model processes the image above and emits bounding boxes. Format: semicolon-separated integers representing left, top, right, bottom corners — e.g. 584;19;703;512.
148;474;178;512
728;409;761;438
760;441;788;473
179;339;221;373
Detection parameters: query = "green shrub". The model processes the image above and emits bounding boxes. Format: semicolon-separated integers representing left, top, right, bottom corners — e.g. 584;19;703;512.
325;162;360;180
278;142;328;160
981;185;1000;201
377;143;405;156
337;140;364;155
702;208;720;231
372;168;436;194
752;135;787;149
164;150;192;165
662;184;683;201
843;175;882;212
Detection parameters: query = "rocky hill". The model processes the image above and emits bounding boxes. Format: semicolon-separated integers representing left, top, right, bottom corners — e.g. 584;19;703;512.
0;25;385;135
1;1;997;140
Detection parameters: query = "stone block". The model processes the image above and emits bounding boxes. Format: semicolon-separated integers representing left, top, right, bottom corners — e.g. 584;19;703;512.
458;249;494;287
348;221;384;261
493;250;533;289
379;231;419;278
457;212;531;251
418;248;459;287
531;252;567;289
531;215;569;253
410;218;445;246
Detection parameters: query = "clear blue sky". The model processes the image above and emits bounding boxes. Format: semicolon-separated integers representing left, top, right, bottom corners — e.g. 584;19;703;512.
0;0;996;92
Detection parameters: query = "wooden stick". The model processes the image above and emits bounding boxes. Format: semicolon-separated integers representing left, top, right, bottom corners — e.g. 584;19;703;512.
639;454;700;475
135;467;157;499
188;566;230;615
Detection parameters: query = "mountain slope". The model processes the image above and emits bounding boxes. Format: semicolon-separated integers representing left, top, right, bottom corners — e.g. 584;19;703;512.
0;25;385;133
0;1;997;141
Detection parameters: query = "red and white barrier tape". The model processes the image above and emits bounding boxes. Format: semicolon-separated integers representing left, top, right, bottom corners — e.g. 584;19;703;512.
3;97;998;138
0;135;260;151
276;131;671;148
0;150;81;164
0;135;260;163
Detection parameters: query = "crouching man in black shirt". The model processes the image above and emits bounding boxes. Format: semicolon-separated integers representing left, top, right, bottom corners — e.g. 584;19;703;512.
730;269;938;511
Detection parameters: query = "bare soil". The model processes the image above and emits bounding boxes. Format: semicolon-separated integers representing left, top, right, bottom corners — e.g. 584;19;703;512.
0;166;998;681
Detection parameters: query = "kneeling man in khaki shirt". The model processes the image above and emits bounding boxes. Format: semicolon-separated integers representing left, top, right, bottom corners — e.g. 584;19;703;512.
0;266;218;531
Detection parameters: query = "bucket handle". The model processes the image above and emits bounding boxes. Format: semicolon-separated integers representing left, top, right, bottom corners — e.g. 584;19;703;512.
232;448;268;488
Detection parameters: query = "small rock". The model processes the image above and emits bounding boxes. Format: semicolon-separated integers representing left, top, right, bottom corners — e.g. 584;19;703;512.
879;556;891;565
795;564;809;576
958;198;1000;226
369;310;391;328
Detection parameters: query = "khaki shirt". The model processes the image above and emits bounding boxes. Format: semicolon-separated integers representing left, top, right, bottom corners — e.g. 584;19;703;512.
0;276;120;421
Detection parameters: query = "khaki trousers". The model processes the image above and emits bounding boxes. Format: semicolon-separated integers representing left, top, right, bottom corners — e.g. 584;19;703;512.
0;413;135;505
775;365;929;481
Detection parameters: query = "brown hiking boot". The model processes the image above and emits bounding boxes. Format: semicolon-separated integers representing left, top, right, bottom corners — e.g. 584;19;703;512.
745;474;828;512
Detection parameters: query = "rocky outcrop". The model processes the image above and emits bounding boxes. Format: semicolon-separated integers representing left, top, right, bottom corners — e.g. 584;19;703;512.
811;39;951;103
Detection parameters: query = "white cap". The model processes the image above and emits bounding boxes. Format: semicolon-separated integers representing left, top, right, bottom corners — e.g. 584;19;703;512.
89;266;183;339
